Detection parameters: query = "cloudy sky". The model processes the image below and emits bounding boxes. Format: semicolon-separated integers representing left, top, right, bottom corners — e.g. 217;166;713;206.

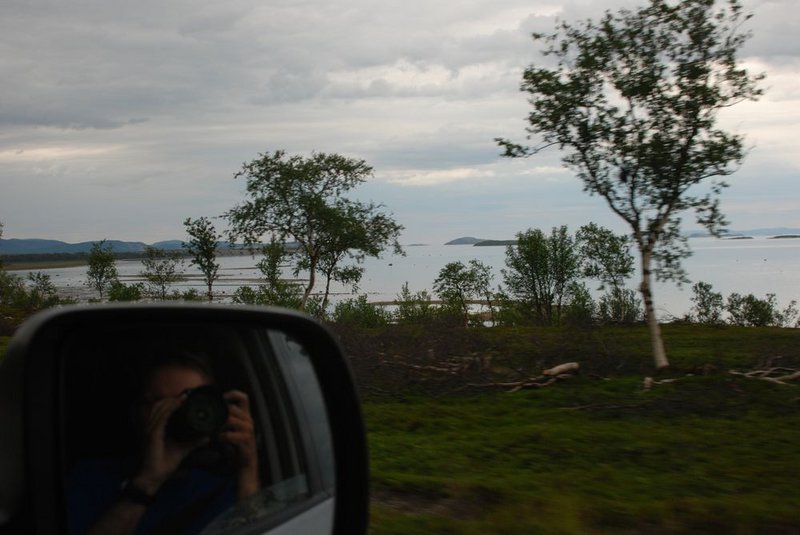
1;0;798;245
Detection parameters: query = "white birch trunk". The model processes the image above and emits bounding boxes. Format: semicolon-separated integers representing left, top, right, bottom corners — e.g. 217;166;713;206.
640;251;670;370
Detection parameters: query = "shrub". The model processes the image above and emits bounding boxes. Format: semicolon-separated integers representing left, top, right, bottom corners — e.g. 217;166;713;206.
332;295;391;327
108;280;144;302
232;284;304;310
597;288;642;324
0;271;72;311
168;288;202;301
563;282;595;326
726;293;798;327
394;282;437;325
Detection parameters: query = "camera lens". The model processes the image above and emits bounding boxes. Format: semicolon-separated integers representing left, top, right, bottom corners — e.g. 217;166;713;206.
167;385;228;442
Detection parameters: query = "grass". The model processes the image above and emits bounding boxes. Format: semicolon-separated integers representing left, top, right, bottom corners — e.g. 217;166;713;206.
366;376;800;533
358;324;800;534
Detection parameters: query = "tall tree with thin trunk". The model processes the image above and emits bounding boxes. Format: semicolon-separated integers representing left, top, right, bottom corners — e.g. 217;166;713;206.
497;0;763;369
86;240;118;300
183;217;222;301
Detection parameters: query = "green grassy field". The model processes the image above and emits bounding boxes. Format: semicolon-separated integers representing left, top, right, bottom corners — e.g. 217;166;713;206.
353;325;800;534
3;326;800;533
366;376;800;533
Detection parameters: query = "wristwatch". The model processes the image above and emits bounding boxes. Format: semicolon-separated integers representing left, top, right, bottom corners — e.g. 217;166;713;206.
120;479;156;506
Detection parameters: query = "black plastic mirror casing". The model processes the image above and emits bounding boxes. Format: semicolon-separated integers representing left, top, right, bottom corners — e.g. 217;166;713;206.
0;304;369;535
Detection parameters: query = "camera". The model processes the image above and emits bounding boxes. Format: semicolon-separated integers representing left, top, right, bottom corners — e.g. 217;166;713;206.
166;385;229;442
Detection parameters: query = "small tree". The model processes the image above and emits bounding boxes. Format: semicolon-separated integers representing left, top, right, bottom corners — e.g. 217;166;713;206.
232;240;304;309
25;272;63;309
577;223;636;322
394;282;436;325
690;281;725;325
183;217;222;301
502;226;580;325
140;246;186;300
726;293;798;328
225;150;403;308
433;260;494;326
498;0;763;368
86;240;118;300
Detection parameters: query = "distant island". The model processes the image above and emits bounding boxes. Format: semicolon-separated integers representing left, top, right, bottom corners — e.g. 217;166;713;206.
474;240;517;246
445;237;485;245
444;237;517;247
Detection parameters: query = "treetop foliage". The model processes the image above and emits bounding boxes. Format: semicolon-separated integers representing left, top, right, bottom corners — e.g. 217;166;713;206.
225;150;403;308
226;150;376;246
498;0;763;276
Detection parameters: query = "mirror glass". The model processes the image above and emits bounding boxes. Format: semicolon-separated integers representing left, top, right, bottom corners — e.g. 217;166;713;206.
58;319;335;535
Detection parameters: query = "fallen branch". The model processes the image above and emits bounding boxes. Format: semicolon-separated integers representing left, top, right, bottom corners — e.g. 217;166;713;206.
458;363;580;393
729;367;800;386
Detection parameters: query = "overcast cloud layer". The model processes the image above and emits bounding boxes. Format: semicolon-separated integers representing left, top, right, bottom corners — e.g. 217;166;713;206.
1;0;798;243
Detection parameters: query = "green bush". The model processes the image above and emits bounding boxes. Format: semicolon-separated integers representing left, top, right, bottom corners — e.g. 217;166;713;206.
563;282;596;326
108;280;144;302
726;292;798;327
232;284;303;309
332;295;391;327
394;283;437;325
0;271;72;311
597;288;642;324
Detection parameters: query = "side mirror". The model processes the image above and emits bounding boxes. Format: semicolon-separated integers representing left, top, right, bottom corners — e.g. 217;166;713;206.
0;304;368;535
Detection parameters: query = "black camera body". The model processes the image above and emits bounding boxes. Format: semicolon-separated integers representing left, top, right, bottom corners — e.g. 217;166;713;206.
166;385;229;442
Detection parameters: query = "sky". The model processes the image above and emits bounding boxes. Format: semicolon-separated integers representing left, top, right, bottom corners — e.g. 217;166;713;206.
1;0;798;245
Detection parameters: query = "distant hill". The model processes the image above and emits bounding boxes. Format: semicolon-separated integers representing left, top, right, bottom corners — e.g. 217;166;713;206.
444;237;515;246
445;237;485;245
0;239;150;255
151;240;186;250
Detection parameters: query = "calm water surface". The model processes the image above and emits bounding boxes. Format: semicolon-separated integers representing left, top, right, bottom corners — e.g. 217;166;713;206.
11;237;799;320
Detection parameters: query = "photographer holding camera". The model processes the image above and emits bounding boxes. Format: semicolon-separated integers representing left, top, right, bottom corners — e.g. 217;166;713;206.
68;354;261;535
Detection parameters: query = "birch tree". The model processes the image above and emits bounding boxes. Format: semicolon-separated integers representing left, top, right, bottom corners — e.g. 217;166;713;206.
497;0;763;369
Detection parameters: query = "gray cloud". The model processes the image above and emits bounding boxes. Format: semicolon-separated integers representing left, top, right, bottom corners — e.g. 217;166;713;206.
0;0;797;243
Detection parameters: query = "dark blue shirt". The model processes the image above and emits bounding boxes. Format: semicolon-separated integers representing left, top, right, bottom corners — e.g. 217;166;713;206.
68;458;235;535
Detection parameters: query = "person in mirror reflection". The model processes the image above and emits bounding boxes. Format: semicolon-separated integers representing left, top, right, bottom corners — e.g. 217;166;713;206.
69;354;261;535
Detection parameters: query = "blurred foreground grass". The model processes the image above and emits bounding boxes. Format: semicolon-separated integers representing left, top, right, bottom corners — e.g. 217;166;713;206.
362;325;800;534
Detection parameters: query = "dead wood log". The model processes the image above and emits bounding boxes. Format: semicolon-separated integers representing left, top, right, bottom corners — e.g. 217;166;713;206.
543;362;579;376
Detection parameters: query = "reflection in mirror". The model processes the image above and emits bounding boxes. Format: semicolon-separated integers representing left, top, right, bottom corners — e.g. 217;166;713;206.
59;320;334;535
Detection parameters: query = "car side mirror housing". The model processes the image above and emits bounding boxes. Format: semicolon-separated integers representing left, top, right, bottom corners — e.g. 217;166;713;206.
0;304;368;535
